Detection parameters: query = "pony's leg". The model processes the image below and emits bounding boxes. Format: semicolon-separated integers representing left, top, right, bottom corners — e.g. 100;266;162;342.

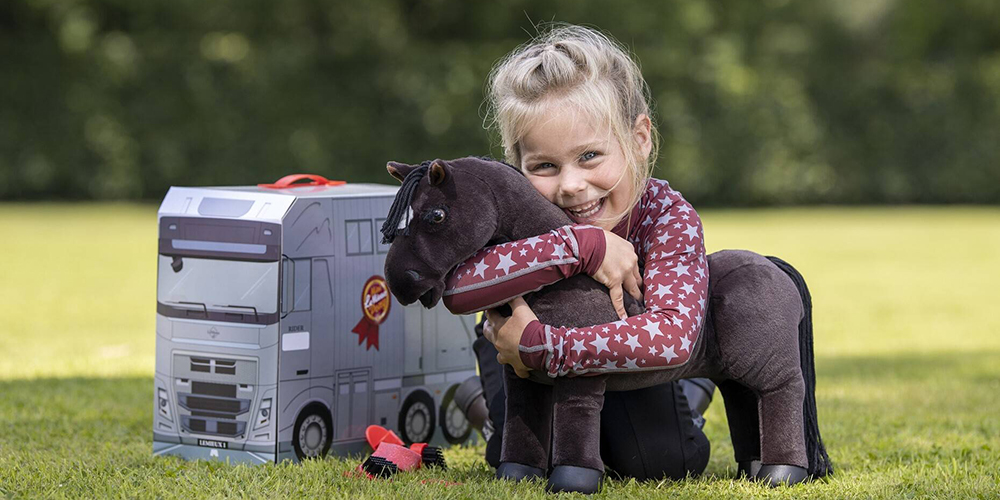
708;251;809;483
550;375;606;469
716;379;761;476
548;375;607;494
756;373;807;470
498;365;551;479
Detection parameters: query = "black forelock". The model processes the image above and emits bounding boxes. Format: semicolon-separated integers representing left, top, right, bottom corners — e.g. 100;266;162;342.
380;165;429;244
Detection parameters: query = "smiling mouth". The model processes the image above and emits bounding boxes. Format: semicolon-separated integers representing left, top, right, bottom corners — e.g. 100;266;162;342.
565;197;606;219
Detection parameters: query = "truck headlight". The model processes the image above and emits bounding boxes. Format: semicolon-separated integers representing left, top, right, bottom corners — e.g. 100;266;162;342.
158;388;172;421
255;398;272;429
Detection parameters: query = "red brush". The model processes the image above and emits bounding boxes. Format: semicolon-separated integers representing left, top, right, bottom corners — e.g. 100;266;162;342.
365;425;447;469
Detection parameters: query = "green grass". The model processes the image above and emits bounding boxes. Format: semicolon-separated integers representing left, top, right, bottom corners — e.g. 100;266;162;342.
1;203;999;499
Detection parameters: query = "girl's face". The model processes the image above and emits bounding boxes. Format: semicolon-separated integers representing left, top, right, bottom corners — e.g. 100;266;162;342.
519;101;652;231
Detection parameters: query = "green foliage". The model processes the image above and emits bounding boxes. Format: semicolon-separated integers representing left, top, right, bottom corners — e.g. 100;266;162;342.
1;204;1000;497
1;1;999;204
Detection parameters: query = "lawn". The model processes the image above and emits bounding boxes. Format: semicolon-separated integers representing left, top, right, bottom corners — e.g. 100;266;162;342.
1;203;999;499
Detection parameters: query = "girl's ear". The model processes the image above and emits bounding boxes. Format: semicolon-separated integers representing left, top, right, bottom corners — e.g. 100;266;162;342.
633;114;653;160
386;161;415;183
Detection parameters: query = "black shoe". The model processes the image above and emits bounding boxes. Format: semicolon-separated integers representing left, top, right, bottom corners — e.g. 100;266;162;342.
678;378;715;429
496;462;545;482
454;376;492;438
546;465;602;494
753;464;809;486
737;459;761;477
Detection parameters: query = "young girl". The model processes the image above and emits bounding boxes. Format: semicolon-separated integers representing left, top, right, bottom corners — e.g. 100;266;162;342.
443;25;715;481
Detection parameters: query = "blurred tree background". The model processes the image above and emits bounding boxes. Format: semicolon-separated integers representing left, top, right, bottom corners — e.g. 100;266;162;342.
1;0;998;205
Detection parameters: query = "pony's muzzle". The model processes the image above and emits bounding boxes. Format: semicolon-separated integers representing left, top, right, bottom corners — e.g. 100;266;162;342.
402;269;443;308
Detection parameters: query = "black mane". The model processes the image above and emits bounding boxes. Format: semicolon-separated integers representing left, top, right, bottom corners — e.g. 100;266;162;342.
380;165;429;244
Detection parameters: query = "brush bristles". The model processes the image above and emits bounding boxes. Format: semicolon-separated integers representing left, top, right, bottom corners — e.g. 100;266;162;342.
362;456;400;478
420;446;447;469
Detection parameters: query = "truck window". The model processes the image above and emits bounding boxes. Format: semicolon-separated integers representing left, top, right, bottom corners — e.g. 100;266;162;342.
282;258;292;315
281;258;312;313
345;219;373;256
159;256;278;314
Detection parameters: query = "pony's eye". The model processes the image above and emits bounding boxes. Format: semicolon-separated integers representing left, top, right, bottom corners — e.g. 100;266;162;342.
429;208;446;224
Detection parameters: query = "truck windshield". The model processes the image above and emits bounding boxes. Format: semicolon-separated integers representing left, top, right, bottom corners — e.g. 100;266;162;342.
157;256;278;314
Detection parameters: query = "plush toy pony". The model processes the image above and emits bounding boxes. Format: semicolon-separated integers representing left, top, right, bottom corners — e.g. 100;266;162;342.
380;156;831;492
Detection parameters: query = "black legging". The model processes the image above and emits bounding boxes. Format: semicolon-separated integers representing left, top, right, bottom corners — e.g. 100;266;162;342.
473;333;711;481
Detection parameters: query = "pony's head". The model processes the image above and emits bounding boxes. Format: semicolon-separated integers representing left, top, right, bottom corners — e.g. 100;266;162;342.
382;157;514;308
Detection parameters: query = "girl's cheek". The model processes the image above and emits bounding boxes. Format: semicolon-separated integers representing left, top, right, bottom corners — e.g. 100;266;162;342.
527;177;558;202
601;162;629;193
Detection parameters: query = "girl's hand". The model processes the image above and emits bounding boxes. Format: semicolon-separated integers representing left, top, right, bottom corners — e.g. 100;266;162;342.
483;297;536;378
592;229;643;319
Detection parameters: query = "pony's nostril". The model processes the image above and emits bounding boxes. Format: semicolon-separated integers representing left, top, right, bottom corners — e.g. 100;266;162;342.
406;270;422;282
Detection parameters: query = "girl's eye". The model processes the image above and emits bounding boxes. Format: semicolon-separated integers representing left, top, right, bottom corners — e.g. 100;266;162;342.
532;162;555;171
581;151;599;161
428;208;446;224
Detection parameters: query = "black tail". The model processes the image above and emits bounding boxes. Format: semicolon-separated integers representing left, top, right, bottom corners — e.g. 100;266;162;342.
766;256;833;478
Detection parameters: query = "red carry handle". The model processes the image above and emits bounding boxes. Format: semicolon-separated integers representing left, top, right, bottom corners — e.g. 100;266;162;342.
258;174;346;189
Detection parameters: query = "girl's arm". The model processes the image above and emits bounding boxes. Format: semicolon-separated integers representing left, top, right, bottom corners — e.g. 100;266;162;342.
441;225;606;314
517;197;709;377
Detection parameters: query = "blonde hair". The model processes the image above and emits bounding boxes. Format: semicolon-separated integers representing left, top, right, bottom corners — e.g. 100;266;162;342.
485;24;660;225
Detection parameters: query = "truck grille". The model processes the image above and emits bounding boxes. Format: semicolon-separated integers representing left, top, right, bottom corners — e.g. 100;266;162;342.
191;381;236;398
181;416;245;437
179;394;249;415
191;358;210;373
188;419;206;433
178;382;250;437
217;421;238;436
190;357;237;376
172;354;257;439
183;395;244;414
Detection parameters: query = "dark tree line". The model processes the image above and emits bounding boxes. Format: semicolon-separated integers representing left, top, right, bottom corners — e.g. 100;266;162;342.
2;0;998;204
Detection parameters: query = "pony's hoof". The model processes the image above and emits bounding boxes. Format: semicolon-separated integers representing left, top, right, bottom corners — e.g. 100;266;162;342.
496;462;545;482
546;465;602;494
753;464;809;486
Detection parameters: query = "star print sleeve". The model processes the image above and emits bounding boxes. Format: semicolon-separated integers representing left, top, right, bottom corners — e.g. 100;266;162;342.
518;196;709;377
441;224;606;314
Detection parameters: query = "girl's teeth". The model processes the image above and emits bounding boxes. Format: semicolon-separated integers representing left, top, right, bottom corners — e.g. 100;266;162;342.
569;198;603;217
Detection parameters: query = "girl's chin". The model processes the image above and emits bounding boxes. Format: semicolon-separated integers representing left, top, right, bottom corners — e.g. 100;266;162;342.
564;197;607;225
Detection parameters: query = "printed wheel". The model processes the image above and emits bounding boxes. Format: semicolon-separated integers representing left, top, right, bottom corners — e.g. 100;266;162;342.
398;390;435;444
293;404;332;461
439;384;472;444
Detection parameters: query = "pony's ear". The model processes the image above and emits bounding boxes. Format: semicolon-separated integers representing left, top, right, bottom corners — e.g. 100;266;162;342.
386;161;414;183
428;160;447;186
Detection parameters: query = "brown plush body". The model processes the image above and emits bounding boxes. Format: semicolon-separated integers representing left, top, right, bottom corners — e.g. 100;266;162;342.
381;156;831;482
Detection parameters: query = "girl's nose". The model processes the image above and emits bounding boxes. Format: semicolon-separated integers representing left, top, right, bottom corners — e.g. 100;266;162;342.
558;171;588;199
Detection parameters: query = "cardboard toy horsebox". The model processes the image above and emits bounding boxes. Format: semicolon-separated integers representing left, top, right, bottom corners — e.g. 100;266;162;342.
152;174;478;465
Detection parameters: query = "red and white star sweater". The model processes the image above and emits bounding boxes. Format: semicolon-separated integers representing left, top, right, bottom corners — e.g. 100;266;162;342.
443;178;708;378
